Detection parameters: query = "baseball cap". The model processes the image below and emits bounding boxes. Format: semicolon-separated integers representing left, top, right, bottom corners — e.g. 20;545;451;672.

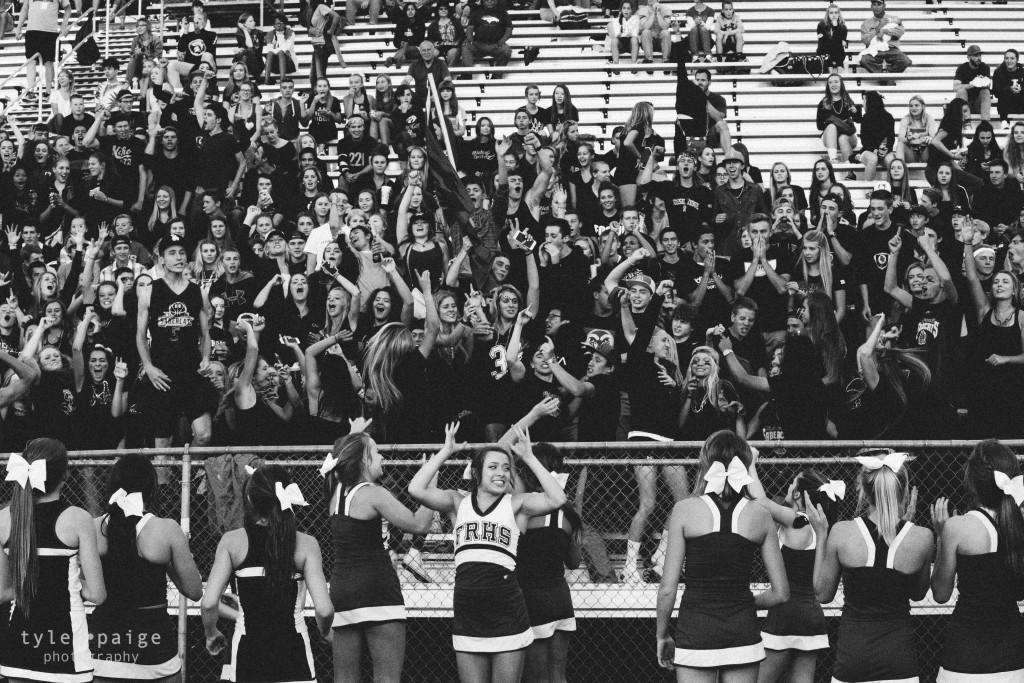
586;341;619;367
115;89;134;102
264;230;286;243
287;231;307;243
621;270;655;292
967;44;982;56
722;149;745;165
112;235;132;248
951;204;970;216
160;234;187;254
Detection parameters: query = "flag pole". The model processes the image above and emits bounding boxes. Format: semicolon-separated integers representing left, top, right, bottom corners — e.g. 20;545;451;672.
427;73;458;170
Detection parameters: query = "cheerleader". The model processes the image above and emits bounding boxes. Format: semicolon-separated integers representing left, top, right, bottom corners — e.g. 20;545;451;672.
930;440;1024;682
0;438;106;683
408;422;567;683
656;431;790;680
808;448;934;683
321;427;435;683
516;443;582;683
91;453;203;682
749;468;842;683
201;466;333;683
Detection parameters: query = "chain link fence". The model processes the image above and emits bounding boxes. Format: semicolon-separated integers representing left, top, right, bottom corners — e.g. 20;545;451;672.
1;440;1009;682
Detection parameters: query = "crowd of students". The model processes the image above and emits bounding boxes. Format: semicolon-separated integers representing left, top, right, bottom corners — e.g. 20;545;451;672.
5;433;1024;683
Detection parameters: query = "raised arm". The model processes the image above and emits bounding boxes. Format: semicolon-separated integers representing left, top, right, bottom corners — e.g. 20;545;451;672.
416;270;440;358
408;421;464;514
883;233;912;309
509;426;567;516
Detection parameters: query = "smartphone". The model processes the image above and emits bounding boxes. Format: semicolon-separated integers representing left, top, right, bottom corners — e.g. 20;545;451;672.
279;334;300;346
237;312;257;326
512;229;537;252
322;262;338;276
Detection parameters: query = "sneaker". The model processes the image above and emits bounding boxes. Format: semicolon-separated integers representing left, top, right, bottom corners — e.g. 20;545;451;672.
401;551;435;583
845;171;857;180
523;46;540;66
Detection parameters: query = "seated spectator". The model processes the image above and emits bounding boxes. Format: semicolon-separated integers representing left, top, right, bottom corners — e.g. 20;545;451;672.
462;0;513;68
816;3;848;71
896;95;938;164
427;3;465;66
166;13;217;91
817;73;861;164
853;91;896;181
235;12;265;83
607;0;640;64
929;97;984;194
127;17;164;88
993;49;1024;129
345;0;381;26
1007;122;1024;183
858;0;910;75
974;160;1024;235
713;0;744;61
264;14;298;85
954;44;993;123
638;0;675;65
964;120;1004;179
684;0;714;61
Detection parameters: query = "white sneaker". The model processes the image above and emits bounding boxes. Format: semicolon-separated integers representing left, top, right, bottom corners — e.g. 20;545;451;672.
401;550;435;583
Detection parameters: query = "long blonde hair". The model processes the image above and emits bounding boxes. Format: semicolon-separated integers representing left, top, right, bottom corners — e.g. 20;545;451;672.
624;101;654;135
362;322;415;414
856;448;911;544
684;346;731;412
800;229;833;299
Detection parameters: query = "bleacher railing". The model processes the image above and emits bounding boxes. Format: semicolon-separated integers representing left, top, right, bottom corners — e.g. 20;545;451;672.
1;440;1004;681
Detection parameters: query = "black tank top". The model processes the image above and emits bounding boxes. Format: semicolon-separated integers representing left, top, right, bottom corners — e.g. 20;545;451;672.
976;308;1022;359
98;514;169;609
147;278;203;371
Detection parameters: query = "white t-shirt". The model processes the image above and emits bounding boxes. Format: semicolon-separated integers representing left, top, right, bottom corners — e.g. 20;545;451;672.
304;223;348;268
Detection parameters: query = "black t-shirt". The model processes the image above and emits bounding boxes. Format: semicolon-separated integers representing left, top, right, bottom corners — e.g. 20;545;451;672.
642;181;713;243
678;256;732;329
336;135;384;173
209;274;260;322
147;278;203;372
899;296;960;393
195;131;241;191
58;113;95;138
177;30;218;64
385;349;439;443
143;150;194;200
578;372;620;441
727;247;792;332
99;135;145;194
854;223;900;313
515;371;568;442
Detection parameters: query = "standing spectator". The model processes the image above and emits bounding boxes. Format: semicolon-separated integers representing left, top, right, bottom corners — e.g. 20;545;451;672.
194;83;247;199
854;190;901;322
954;45;993;123
816;3;848;72
693;68;731;152
712;150;768;258
407;41;451;104
14;0;70;99
309;0;347;83
729;214;791;347
858;0;910;75
462;0;513;68
817;73;861;165
993;49;1024;128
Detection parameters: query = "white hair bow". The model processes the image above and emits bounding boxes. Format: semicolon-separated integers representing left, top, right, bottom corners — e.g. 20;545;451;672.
703;457;753;495
109;488;145;518
995;471;1024;506
856;452;908;474
818;480;847;502
550;470;569;488
319;454;340;478
275;482;308;511
5;453;47;492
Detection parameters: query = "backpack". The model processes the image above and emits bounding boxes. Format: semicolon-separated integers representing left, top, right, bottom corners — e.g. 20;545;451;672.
557;9;588;30
75;23;100;66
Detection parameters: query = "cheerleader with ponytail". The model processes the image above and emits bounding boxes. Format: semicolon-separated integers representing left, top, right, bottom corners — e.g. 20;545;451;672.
750;466;843;683
656;431;790;679
91;453;203;682
809;448;934;683
201;466;333;683
321;424;434;683
0;438;106;683
930;439;1024;681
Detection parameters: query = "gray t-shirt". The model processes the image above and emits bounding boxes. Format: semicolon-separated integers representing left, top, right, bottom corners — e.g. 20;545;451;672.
26;0;68;34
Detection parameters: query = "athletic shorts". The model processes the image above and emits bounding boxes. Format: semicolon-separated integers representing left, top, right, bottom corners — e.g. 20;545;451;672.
136;368;219;437
26;30;59;62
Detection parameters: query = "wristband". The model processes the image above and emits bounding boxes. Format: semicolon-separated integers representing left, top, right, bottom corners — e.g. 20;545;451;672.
722;348;734;357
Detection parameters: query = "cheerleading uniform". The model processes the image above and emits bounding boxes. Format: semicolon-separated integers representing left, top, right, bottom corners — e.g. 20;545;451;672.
937;510;1024;682
0;499;93;683
518;510;576;640
220;525;316;683
90;514;179;679
673;494;765;668
832;517;919;683
452;493;533;653
329;482;406;627
761;527;829;651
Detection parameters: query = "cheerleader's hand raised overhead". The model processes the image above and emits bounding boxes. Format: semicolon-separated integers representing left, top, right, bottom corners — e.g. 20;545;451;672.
509;425;534;461
443;420;462;452
803;492;830;536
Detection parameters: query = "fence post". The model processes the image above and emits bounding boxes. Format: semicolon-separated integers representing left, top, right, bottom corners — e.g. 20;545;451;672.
178;442;192;682
104;0;110;58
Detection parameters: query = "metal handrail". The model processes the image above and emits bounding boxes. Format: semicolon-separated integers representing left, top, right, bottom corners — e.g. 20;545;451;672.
0;53;43;92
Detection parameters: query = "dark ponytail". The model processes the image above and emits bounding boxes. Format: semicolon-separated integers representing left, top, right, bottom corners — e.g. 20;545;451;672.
965;440;1024;580
794;468;842;528
322;432;375;506
246;466;298;601
101;454;157;604
9;438;69;618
